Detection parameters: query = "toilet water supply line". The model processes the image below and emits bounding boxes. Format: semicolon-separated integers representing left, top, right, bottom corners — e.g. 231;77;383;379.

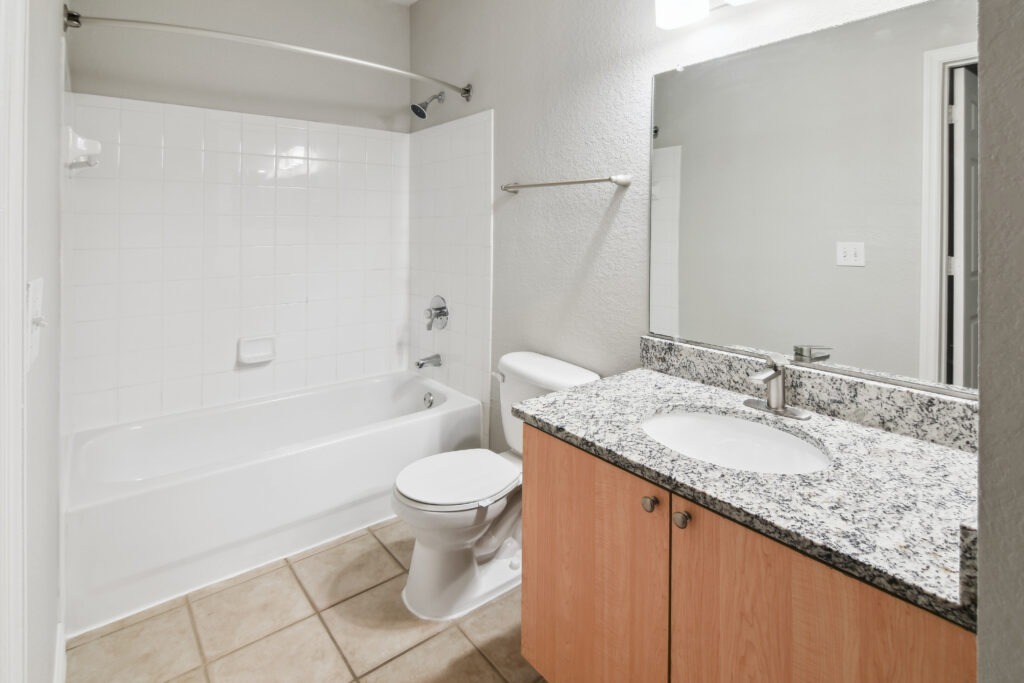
62;7;473;102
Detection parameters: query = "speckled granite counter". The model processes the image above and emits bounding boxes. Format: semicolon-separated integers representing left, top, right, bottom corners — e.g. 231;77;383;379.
513;368;978;631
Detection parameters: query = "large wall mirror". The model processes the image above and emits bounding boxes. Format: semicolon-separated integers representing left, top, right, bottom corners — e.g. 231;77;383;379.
650;0;979;392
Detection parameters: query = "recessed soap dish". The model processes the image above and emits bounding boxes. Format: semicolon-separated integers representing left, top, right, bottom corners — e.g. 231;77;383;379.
237;336;275;365
65;126;101;173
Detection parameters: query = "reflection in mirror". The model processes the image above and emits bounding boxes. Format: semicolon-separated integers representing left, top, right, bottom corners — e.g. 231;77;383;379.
650;0;979;390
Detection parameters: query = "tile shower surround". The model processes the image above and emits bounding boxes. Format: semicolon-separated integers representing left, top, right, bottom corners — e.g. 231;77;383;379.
408;111;494;443
63;95;493;432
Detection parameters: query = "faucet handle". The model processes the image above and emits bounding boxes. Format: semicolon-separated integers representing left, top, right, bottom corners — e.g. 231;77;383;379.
423;295;448;331
749;367;781;385
793;345;832;362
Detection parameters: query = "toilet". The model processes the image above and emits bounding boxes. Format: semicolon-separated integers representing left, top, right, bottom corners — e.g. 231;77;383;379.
392;351;600;620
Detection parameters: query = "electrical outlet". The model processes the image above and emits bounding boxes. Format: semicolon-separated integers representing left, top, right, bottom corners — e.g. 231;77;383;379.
836;242;866;267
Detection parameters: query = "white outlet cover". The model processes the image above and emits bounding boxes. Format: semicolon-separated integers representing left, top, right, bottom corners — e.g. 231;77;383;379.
836;242;866;267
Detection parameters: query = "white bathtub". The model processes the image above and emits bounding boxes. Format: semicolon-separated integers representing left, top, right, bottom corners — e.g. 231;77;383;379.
66;371;481;635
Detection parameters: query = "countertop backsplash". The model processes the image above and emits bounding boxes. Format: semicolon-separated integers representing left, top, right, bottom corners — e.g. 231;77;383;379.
641;336;979;453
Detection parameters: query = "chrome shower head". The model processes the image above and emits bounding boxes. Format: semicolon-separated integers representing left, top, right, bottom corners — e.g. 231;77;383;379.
411;91;445;119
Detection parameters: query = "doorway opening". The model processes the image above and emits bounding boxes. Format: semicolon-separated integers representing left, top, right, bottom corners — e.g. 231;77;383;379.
918;43;979;389
943;62;980;388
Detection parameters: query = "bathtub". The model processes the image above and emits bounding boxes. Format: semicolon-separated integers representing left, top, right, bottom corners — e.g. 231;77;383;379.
66;371;481;636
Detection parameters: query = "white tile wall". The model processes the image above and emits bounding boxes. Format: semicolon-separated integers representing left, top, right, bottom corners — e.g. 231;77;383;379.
63;95;412;431
408;111;494;443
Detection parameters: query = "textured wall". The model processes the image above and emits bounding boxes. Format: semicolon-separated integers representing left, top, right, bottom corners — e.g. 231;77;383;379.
978;0;1024;679
26;0;65;679
68;0;413;132
410;0;931;448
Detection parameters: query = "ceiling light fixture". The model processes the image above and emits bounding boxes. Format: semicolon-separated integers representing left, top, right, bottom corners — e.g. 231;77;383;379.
655;0;710;29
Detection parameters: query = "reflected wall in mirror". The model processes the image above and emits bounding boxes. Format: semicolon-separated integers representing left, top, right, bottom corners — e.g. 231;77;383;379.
650;0;979;390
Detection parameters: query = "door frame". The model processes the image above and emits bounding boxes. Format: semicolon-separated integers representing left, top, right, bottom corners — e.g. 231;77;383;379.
918;42;979;383
0;0;29;680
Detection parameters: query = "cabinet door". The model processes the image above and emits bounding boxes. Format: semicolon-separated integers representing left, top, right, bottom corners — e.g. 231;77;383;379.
522;426;670;682
670;497;977;683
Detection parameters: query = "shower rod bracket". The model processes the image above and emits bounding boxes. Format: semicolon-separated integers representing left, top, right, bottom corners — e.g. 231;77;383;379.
63;5;81;31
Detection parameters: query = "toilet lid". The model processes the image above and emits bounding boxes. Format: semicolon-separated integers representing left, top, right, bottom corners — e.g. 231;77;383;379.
395;449;522;506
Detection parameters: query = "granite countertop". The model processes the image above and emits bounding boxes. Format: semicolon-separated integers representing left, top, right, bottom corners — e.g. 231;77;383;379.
513;368;978;630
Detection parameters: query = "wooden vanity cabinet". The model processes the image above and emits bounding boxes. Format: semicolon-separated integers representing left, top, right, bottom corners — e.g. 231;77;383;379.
521;426;977;683
521;424;670;682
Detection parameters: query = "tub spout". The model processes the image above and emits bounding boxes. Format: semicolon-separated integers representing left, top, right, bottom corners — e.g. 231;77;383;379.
415;354;442;369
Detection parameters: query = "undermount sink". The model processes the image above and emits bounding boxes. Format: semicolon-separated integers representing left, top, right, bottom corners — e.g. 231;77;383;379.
642;412;829;474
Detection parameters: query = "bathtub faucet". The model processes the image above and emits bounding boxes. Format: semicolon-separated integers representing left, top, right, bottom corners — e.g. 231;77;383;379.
415;354;442;369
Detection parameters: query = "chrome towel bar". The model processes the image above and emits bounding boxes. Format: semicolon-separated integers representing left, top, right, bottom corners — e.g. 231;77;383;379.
500;175;632;194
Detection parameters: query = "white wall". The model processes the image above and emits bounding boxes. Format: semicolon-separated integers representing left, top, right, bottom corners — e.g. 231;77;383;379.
25;0;65;680
978;0;1024;679
410;0;938;448
63;94;411;430
653;0;976;378
408;111;493;441
67;0;414;132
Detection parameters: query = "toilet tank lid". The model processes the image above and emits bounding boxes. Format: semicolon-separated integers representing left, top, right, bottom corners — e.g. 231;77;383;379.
497;352;600;392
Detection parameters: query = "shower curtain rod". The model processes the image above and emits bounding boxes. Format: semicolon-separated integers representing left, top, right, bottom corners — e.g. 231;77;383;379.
63;7;473;101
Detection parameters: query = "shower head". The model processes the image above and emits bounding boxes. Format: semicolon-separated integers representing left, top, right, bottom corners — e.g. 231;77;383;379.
411;91;446;119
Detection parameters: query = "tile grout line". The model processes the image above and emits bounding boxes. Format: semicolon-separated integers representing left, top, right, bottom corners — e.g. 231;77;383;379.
368;525;410;571
189;566;316;668
182;597;209;675
293;534;406;614
355;626;461;680
65;597;187;651
284;559;359;682
455;622;513;683
182;593;207;663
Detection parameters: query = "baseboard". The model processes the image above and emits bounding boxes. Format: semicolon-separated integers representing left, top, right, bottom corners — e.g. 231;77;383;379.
52;622;65;683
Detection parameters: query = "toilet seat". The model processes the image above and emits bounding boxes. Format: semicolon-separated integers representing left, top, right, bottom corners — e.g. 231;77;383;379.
395;449;522;511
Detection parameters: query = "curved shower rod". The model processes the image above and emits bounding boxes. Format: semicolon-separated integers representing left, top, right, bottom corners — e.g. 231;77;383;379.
63;6;473;102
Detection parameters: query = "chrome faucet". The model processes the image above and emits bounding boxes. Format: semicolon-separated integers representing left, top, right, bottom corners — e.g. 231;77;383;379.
415;354;442;369
793;344;832;363
743;352;811;420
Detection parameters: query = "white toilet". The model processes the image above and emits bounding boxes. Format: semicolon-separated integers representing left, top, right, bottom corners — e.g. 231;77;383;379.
392;351;599;620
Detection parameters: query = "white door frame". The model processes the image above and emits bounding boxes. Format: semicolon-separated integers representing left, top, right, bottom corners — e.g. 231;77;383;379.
0;0;29;680
918;42;978;383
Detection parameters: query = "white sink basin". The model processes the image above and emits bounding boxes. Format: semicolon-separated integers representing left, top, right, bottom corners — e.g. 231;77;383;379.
642;412;829;474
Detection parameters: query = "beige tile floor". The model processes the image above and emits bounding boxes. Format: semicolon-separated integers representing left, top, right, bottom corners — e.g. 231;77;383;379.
66;518;542;683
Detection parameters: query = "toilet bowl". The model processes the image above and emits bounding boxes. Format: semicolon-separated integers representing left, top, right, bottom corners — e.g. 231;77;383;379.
392;352;599;620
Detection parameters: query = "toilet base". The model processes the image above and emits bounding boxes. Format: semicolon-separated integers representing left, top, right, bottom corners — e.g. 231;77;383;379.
401;536;522;621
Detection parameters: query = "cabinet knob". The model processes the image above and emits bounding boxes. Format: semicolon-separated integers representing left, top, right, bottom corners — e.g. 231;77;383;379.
672;511;691;529
640;496;659;513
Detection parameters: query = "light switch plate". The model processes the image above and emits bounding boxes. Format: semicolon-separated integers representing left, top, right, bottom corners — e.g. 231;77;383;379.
836;242;866;267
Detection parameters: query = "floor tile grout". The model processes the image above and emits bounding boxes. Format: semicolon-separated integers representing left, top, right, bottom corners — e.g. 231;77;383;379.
368;525;410;570
67;528;379;651
355;626;458;680
284;560;360;682
288;534;406;614
66;517;538;683
182;599;209;666
456;622;514;682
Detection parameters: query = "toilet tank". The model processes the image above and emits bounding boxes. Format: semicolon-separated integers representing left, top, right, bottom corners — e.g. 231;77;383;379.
497;352;600;454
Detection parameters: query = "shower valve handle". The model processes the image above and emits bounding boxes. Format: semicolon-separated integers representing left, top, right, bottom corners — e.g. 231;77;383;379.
424;295;449;331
